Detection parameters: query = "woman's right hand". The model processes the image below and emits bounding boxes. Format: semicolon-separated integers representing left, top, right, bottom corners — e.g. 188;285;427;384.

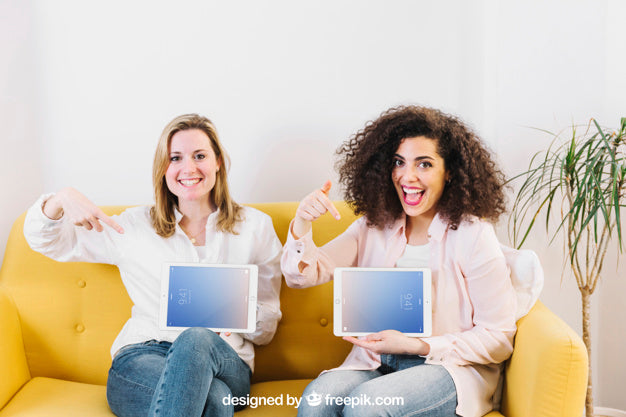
292;180;341;239
43;187;124;234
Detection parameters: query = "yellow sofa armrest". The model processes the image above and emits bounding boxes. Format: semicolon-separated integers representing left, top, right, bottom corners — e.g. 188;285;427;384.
0;288;31;409
501;301;588;417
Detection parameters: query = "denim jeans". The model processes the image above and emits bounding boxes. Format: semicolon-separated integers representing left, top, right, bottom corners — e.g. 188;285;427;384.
298;354;458;417
106;328;251;417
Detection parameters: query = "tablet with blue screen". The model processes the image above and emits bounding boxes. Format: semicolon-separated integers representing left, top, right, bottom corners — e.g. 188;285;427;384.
159;263;258;333
333;267;432;337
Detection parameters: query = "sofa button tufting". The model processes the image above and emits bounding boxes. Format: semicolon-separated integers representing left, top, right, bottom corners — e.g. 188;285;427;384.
75;324;85;333
77;280;86;288
319;318;328;327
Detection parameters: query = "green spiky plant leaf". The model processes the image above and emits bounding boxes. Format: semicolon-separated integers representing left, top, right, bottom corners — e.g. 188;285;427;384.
508;118;625;417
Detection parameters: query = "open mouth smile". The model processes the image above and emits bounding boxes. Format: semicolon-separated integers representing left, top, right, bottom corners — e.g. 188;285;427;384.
402;186;425;206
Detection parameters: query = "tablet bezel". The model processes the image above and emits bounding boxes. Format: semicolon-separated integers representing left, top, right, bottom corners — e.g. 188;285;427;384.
333;267;432;337
159;262;258;333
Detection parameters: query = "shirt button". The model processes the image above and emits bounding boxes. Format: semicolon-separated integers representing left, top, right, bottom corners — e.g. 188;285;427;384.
75;324;85;333
77;280;86;288
319;318;328;327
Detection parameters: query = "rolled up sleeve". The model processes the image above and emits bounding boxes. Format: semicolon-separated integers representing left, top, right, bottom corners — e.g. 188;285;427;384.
23;194;119;265
281;219;360;288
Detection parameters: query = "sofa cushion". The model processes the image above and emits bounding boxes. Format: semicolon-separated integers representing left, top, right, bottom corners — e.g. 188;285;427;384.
500;301;588;417
0;377;112;417
0;378;315;417
246;202;358;382
0;211;132;386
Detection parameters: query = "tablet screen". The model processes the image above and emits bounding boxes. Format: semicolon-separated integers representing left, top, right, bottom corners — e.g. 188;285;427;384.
334;268;431;337
160;263;258;333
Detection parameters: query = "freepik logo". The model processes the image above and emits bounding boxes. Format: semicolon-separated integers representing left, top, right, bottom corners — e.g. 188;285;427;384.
304;391;322;407
222;392;404;409
328;393;404;408
305;392;404;409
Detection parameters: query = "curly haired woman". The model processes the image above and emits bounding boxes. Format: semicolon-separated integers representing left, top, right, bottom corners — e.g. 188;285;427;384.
281;105;517;417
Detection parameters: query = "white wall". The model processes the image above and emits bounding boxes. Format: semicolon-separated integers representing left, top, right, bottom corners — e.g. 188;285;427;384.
1;0;624;411
0;0;43;262
598;0;626;411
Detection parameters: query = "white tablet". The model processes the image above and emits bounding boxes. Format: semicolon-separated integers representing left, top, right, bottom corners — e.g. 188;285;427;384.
159;263;258;333
334;267;432;337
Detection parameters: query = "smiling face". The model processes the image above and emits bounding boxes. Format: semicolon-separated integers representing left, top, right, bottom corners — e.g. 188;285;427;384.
391;136;448;225
165;128;220;209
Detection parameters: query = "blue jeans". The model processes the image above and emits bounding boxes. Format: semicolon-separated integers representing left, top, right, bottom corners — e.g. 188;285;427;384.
298;354;458;417
106;328;251;417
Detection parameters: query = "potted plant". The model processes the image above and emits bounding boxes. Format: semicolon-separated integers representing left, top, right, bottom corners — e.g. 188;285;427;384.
508;117;625;417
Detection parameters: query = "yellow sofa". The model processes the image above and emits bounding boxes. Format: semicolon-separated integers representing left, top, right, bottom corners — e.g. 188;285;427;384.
0;202;588;416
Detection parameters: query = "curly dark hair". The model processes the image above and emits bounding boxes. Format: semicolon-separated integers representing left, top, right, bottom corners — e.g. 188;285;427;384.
336;105;506;229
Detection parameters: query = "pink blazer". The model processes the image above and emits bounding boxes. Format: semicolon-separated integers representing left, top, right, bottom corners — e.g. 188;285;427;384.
281;213;517;417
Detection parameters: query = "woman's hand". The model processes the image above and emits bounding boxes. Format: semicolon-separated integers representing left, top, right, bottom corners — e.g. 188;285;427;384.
292;180;341;239
343;330;430;356
43;187;124;234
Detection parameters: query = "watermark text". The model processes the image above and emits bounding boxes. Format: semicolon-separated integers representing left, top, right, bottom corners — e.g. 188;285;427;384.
222;392;404;409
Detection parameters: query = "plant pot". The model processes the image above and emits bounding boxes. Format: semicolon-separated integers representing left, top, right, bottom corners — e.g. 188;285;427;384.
594;407;626;417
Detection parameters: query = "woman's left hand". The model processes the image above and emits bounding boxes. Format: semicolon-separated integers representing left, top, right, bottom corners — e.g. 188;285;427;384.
343;330;430;356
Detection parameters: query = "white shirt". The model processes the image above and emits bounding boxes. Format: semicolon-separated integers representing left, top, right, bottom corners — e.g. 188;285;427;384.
395;243;431;268
23;194;283;372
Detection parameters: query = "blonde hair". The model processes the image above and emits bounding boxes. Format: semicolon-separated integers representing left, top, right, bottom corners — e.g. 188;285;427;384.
150;114;243;237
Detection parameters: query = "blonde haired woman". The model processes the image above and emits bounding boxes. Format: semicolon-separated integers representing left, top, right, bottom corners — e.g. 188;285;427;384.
24;114;282;417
